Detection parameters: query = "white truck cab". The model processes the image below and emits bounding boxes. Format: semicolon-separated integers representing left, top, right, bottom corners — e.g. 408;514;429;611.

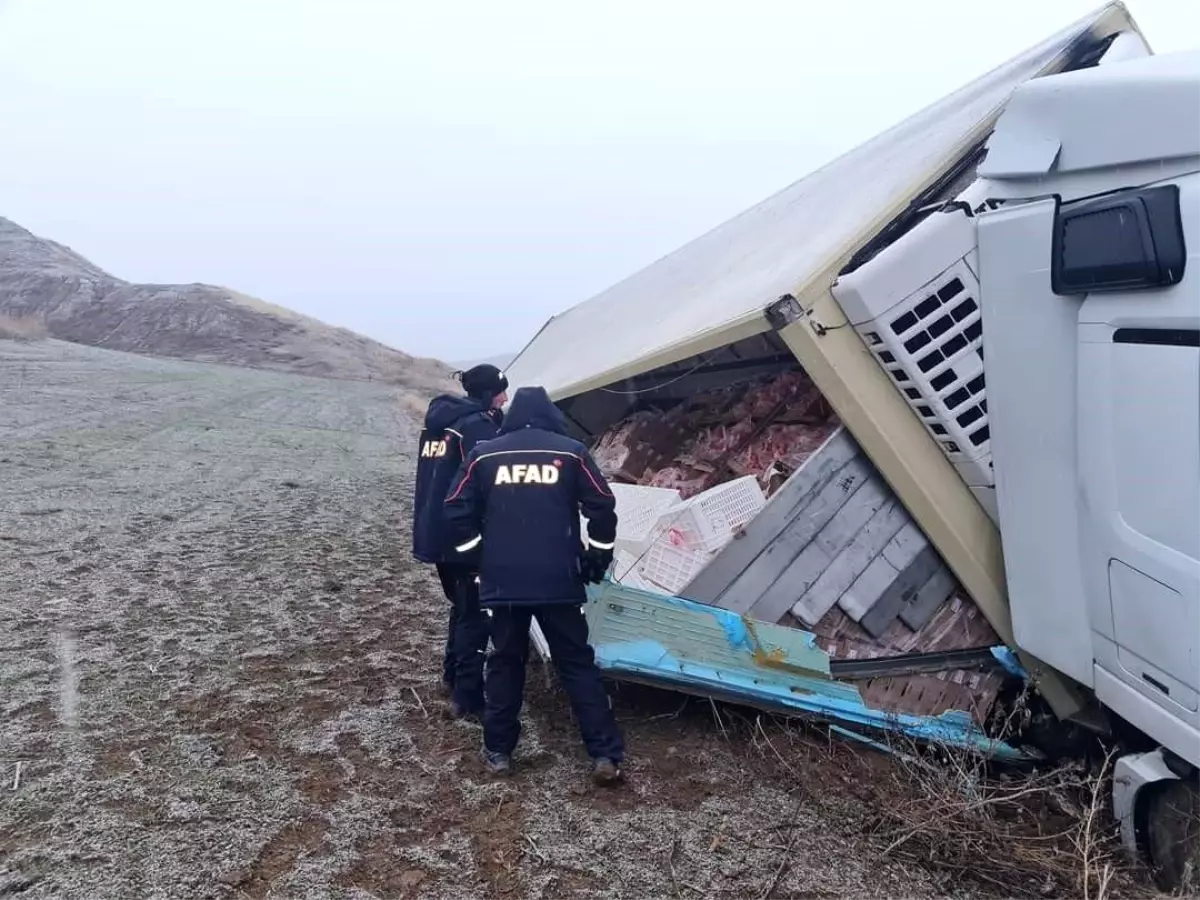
832;48;1200;884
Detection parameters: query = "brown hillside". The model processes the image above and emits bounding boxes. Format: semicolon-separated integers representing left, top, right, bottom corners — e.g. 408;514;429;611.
0;217;455;394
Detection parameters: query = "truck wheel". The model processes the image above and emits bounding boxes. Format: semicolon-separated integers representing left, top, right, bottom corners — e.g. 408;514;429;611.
1146;777;1200;892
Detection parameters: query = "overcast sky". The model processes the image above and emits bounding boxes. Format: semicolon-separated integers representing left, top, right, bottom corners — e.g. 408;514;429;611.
0;1;1196;362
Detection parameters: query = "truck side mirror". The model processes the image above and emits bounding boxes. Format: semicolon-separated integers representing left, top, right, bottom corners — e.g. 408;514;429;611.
1051;184;1186;295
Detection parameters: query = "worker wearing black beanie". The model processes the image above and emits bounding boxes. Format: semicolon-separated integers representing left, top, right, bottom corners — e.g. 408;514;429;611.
411;363;508;719
458;364;509;411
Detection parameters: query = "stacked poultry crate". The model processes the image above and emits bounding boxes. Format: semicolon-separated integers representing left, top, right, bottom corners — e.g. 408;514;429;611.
608;476;766;594
591;369;839;594
585;365;1008;727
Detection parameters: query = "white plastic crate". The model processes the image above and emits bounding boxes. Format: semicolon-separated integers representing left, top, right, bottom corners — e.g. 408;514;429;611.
611;483;682;543
645;475;765;553
580;483;682;554
611;548;641;581
635;538;715;594
611;549;660;592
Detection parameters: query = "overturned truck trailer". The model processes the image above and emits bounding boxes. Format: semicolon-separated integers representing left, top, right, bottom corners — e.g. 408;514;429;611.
505;4;1150;757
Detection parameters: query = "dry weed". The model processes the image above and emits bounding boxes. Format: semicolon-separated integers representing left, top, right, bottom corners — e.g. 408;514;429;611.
396;388;432;421
714;694;1163;900
0;312;49;340
846;726;1159;900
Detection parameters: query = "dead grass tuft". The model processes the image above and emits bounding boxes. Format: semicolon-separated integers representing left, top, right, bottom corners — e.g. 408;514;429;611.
396;389;432;422
859;740;1149;899
0;313;49;341
696;694;1161;900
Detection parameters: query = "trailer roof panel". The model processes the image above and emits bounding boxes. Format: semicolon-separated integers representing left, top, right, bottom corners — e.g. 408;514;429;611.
504;3;1138;401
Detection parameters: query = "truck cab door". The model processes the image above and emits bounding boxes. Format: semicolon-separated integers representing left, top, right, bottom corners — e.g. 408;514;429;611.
1071;177;1200;729
980;175;1200;765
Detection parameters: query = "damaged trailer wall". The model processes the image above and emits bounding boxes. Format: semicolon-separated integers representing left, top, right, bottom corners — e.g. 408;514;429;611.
584;580;1024;756
681;426;1006;723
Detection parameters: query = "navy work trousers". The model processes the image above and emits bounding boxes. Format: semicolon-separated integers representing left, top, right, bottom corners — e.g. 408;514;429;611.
436;562;489;713
484;602;624;763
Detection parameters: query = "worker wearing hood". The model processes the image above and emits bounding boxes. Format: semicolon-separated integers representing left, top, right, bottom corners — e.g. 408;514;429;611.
443;386;624;785
412;363;507;719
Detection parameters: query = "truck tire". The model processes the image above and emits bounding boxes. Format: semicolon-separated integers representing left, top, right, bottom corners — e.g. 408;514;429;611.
1146;777;1200;892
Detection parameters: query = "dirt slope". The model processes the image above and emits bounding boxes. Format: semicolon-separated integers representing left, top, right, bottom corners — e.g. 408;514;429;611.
0;342;1151;900
0;217;454;394
0;340;949;900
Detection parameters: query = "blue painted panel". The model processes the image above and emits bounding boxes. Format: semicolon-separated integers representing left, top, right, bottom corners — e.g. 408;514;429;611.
585;580;1033;762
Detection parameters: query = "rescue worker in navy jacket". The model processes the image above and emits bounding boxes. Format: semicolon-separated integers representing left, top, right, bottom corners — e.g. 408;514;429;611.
412;364;507;718
443;386;625;785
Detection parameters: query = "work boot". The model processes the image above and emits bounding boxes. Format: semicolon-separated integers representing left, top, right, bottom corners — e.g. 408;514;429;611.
591;758;622;786
482;749;512;777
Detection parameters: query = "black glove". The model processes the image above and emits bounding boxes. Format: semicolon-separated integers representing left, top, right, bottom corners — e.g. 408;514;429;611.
579;546;614;585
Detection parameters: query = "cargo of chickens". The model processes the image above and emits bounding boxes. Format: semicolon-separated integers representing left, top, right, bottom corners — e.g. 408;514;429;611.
579;358;1010;734
591;369;839;501
591;368;841;595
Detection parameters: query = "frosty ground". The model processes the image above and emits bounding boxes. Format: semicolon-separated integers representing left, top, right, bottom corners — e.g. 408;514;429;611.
0;341;1098;899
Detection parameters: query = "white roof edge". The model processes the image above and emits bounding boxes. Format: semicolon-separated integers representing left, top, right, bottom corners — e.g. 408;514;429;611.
982;48;1200;180
505;3;1140;403
503;313;555;377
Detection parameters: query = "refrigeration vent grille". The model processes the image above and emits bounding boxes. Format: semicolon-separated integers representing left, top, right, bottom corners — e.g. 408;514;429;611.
855;259;993;487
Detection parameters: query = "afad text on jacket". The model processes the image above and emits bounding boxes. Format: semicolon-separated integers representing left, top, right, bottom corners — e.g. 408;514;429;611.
443;386;617;605
412;394;501;563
